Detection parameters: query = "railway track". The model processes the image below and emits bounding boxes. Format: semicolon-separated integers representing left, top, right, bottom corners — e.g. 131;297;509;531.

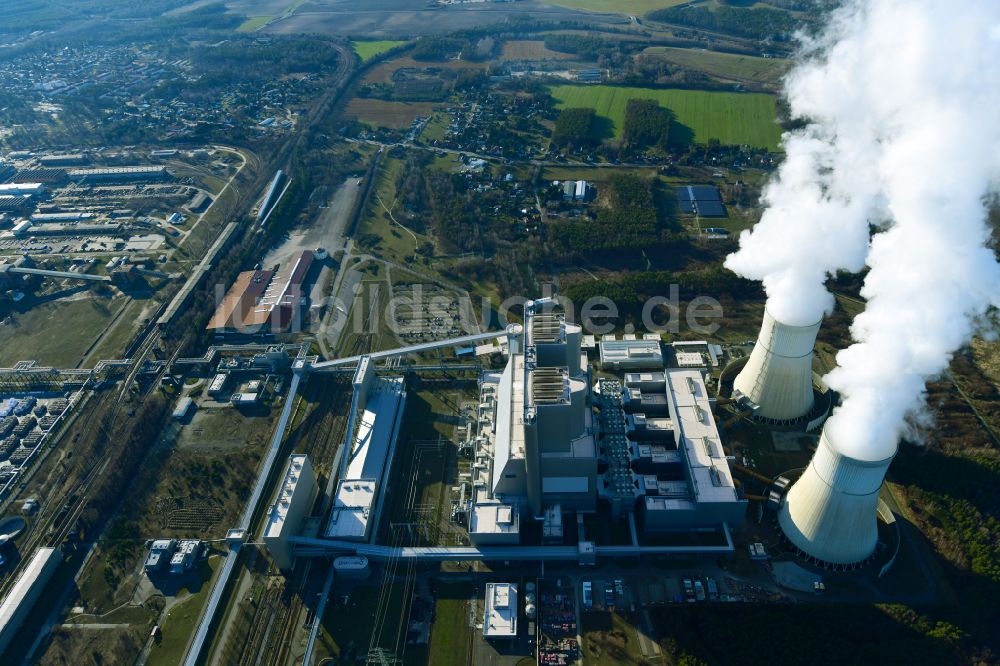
50;329;162;548
0;325;163;614
252;265;385;665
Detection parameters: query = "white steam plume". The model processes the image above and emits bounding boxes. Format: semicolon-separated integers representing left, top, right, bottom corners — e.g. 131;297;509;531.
731;0;1000;459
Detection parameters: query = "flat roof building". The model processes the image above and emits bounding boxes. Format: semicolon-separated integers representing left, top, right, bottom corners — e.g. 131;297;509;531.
144;539;177;573
483;583;517;640
208;373;228;396
0;547;62;655
599;337;663;371
68;166;167;182
169;540;200;574
470;502;520;545
39;153;85;166
172;396;194;421
325;375;406;541
263;454;317;569
0;182;45;196
642;370;746;530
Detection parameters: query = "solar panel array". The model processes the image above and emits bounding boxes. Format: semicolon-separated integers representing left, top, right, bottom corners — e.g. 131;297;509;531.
677;185;726;217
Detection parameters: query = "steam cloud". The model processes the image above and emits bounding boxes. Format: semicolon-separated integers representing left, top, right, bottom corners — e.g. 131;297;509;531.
728;0;1000;459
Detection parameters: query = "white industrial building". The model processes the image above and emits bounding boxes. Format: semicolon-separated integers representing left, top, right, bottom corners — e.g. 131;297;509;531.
483;583;518;640
0;547;62;655
67;166;167;182
599;335;664;371
642;370;746;529
732;307;821;423
169;540;201;574
264;454;317;569
325;359;406;542
470;303;597;543
0;183;45;196
778;427;894;567
144;539;177;573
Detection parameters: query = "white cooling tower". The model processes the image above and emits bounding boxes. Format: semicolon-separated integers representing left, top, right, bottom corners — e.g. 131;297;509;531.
778;428;894;566
732;307;821;422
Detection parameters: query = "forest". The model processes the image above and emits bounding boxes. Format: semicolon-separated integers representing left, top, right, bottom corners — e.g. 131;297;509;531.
622;99;674;153
562;267;762;321
549;173;683;257
552;107;598;148
648;5;802;41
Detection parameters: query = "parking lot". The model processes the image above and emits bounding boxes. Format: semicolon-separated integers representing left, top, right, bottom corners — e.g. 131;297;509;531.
390;283;467;343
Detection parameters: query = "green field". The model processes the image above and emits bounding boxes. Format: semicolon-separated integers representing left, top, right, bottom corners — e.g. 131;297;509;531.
0;296;116;367
549;84;782;150
543;0;686;14
642;47;791;84
236;15;272;32
352;40;407;63
427;582;474;664
147;556;223;666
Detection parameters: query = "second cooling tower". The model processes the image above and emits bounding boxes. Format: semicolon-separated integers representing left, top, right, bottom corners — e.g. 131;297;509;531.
778;427;894;566
733;307;821;422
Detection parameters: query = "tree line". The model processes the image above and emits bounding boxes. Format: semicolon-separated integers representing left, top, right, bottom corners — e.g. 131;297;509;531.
648;5;803;41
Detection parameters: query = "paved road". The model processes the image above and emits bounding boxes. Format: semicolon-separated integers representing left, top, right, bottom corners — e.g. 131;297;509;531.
176;146;248;250
346;136;667;171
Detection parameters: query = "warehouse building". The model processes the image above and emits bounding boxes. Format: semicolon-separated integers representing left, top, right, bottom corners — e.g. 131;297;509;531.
67;166;167;183
244;250;314;333
39;154;86;166
11;168;67;185
206;268;273;333
206;251;314;335
0;182;45;197
0;196;32;214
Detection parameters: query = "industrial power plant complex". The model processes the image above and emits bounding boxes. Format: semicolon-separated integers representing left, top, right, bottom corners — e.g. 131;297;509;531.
0;0;996;663
0;288;950;663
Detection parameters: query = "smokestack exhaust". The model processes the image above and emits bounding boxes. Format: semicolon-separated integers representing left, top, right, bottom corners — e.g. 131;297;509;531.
778;426;894;567
732;306;821;423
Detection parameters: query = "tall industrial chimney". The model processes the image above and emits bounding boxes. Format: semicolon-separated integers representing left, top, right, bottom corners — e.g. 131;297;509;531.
732;306;821;422
778;427;894;566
